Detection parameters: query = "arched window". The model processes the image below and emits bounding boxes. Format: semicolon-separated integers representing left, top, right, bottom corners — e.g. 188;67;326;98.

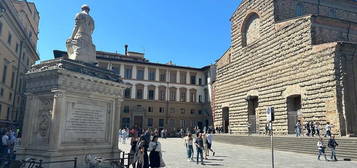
242;13;260;47
296;3;304;17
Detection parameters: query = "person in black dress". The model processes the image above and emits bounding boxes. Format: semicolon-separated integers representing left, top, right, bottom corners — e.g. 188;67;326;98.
148;136;162;168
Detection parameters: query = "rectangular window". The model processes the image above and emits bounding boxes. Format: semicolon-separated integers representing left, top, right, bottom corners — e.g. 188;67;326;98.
170;71;177;83
169;90;176;101
148;69;156;81
2;63;8;83
124;67;132;79
180;91;186;102
169;119;175;127
121;118;130;128
137;69;144;80
112;64;120;74
199;78;202;85
0;88;3;97
148;90;155;100
123;105;130;113
8;93;12;101
159;90;165;101
159;71;166;82
124;88;131;98
199;95;202;103
198;110;202;115
190;109;195;114
159;119;164;128
159;107;165;113
180;120;185;128
148;118;153;127
148;106;153;112
15;43;19;53
170;108;175;113
7;33;12;45
190;75;196;85
0;104;2;115
136;89;143;99
180;72;186;84
10;71;15;88
180;108;185;114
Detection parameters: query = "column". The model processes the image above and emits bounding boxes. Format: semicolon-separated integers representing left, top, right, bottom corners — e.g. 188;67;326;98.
49;90;65;150
186;88;190;102
166;70;169;82
132;65;137;80
120;64;125;78
155;85;159;100
144;66;148;80
155;68;159;81
143;85;148;100
108;63;112;70
131;85;136;99
186;72;190;84
176;70;180;83
176;88;180;102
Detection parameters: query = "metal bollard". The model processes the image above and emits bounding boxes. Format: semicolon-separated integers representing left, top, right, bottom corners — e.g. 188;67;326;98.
74;157;78;168
39;159;43;168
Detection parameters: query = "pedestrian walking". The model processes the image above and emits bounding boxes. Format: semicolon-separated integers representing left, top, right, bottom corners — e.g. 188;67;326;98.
148;136;165;168
317;138;328;161
295;121;301;137
315;122;321;137
194;133;204;165
184;133;194;161
305;122;311;136
311;122;315;137
325;122;332;137
206;131;215;156
136;142;149;168
202;133;209;159
129;134;139;167
328;135;339;161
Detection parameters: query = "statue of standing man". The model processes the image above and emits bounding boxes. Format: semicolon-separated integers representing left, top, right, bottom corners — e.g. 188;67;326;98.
66;4;97;64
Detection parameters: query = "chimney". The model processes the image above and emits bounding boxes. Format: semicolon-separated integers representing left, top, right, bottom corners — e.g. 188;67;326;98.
124;44;128;56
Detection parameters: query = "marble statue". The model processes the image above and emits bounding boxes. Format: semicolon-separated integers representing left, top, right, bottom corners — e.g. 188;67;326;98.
66;4;97;64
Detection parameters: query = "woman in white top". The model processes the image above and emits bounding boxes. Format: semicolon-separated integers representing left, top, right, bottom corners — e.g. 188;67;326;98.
184;133;194;161
148;136;165;167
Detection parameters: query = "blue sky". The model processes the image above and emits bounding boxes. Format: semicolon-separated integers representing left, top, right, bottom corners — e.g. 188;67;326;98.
35;0;241;68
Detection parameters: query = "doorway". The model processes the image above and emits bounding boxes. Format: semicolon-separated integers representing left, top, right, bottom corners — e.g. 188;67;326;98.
222;107;229;133
287;95;301;134
247;96;258;134
134;116;143;129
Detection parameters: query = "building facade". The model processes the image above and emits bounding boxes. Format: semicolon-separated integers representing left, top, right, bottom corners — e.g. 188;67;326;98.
214;0;357;136
0;0;39;127
54;49;214;133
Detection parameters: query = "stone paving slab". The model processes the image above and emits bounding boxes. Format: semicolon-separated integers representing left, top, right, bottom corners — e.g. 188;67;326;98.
118;138;357;168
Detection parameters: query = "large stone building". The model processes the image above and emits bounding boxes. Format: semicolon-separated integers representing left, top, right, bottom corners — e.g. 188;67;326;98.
0;0;39;127
214;0;357;136
54;48;215;133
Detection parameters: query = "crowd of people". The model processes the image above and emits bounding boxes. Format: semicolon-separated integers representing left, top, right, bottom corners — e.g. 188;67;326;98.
294;121;333;137
118;126;216;167
0;127;19;166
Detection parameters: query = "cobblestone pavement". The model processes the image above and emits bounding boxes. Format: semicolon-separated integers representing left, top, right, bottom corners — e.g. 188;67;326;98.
118;138;357;168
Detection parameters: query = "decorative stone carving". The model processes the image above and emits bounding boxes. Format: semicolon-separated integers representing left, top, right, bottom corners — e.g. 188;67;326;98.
66;5;96;64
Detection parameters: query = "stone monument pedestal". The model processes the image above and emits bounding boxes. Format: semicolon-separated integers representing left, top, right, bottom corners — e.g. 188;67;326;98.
18;58;127;168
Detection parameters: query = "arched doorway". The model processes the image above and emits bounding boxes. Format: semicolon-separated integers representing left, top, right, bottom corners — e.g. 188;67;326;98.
287;95;301;134
222;107;229;133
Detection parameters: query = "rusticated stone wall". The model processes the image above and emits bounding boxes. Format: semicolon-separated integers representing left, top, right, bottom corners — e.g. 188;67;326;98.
214;0;357;136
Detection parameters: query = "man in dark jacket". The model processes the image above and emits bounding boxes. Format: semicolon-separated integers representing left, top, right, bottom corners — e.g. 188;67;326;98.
328;135;339;161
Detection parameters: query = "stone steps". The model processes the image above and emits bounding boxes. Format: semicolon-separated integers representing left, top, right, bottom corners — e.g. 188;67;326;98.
213;135;357;160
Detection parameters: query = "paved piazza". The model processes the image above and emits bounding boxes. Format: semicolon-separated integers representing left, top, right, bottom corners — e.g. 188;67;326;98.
118;138;357;168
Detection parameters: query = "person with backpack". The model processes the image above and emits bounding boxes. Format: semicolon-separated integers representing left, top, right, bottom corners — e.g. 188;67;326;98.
195;133;204;165
328;135;339;161
148;136;165;168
